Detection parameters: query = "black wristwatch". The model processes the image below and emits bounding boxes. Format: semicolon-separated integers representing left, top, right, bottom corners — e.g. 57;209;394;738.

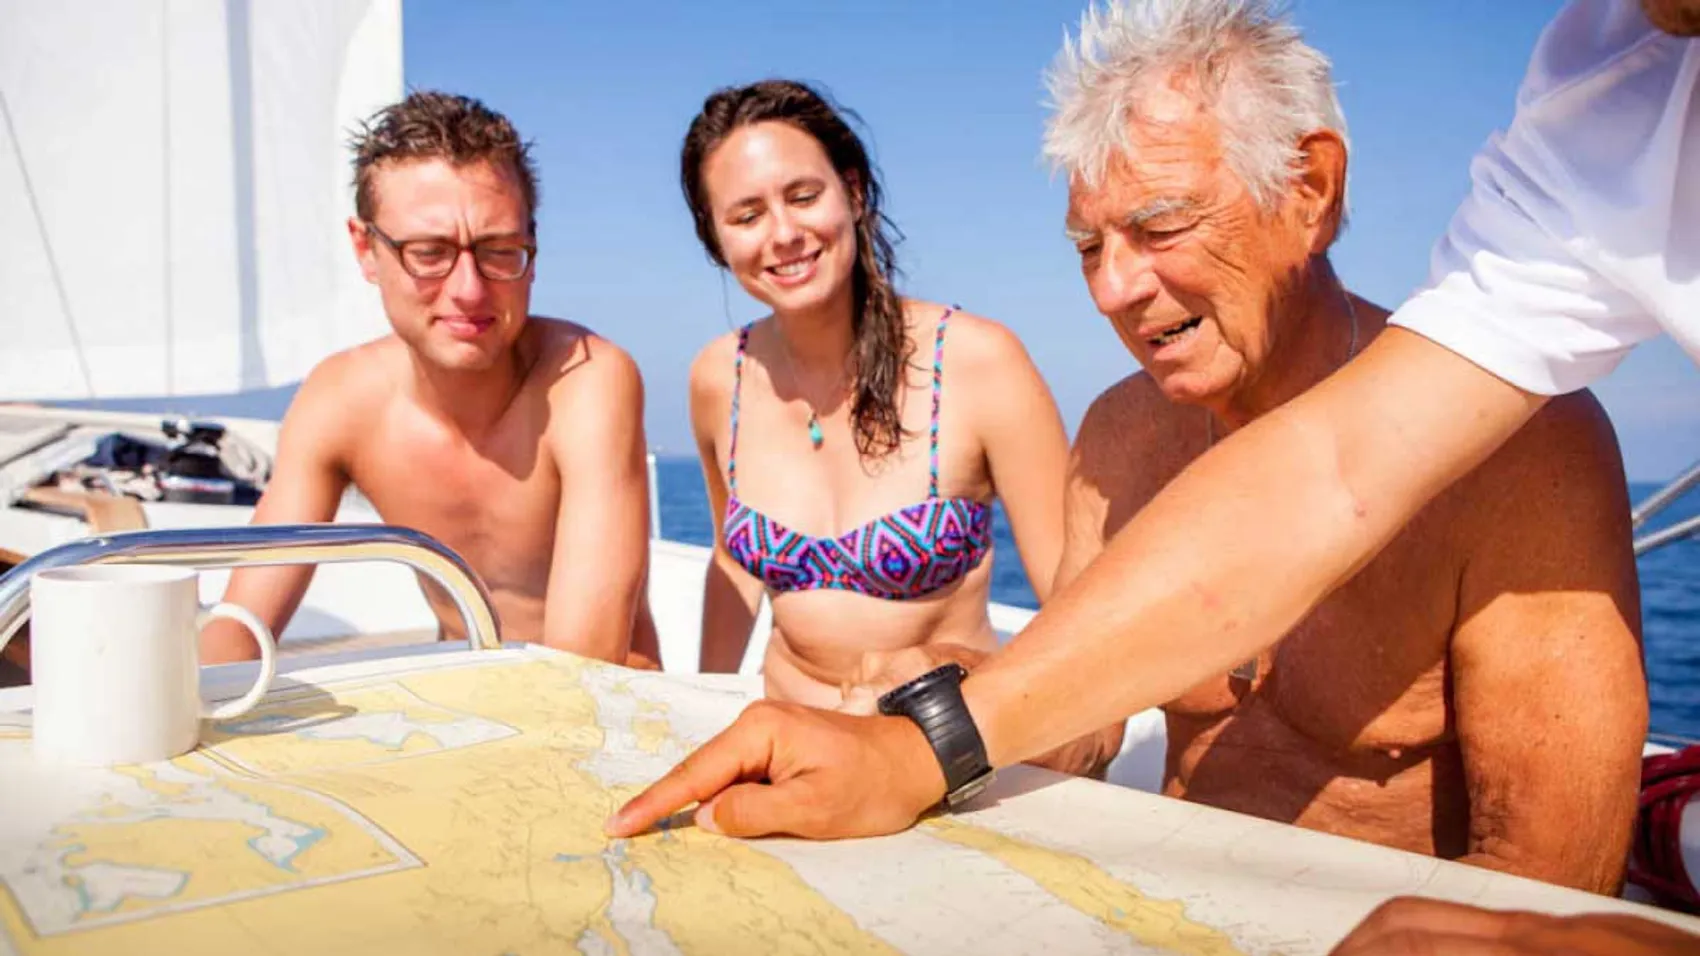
877;663;995;810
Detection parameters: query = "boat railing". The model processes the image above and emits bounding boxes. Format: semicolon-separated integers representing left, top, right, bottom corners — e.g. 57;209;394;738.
648;451;662;541
1633;458;1700;557
0;524;503;655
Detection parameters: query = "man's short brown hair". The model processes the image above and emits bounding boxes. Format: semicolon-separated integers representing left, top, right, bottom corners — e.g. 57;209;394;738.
350;90;540;232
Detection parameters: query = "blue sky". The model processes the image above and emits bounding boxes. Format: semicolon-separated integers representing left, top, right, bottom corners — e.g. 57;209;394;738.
395;0;1700;481
74;0;1700;481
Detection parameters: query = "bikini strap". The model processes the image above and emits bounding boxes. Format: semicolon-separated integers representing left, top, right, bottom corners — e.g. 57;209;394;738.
728;324;752;496
928;306;957;498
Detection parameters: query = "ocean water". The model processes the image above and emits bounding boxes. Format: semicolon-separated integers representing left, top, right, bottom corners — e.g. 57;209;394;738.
655;458;1700;741
39;377;1700;741
1635;481;1700;742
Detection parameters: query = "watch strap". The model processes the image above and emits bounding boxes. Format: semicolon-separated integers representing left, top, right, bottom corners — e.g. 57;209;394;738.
878;664;994;807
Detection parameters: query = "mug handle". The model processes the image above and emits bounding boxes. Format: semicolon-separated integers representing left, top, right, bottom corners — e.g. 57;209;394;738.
196;603;278;720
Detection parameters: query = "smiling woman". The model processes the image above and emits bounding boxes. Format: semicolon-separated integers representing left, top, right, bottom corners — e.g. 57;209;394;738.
672;79;1075;726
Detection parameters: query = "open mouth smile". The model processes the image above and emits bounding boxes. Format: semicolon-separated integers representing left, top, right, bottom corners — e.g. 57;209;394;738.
766;250;821;283
1149;316;1203;347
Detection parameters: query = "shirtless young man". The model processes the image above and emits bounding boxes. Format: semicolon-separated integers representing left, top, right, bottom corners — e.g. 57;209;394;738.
202;91;659;667
842;2;1646;892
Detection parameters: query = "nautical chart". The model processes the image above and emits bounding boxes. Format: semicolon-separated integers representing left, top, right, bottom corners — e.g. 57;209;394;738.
0;648;1691;955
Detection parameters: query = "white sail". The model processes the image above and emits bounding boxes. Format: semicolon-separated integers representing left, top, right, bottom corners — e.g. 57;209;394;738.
0;0;402;401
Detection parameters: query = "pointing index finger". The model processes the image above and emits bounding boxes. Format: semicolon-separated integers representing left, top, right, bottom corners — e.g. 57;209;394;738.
604;709;777;837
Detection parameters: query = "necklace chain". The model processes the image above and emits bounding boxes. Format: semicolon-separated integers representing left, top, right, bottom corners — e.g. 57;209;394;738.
772;323;849;449
1207;288;1360;446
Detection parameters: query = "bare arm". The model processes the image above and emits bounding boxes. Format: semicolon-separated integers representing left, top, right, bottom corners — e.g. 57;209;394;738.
1448;394;1644;893
541;341;650;663
1052;379;1158;590
966;317;1068;602
201;363;353;662
608;330;1553;840
838;386;1145;771
699;498;765;673
1019;386;1155;776
963;328;1548;768
690;340;765;673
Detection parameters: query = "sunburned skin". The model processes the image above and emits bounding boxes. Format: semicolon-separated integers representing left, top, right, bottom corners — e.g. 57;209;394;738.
1069;304;1645;892
1046;75;1644;890
1640;0;1700;35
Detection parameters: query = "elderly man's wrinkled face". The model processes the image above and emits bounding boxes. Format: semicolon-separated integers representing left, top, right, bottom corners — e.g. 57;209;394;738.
1065;83;1327;408
1641;0;1700;35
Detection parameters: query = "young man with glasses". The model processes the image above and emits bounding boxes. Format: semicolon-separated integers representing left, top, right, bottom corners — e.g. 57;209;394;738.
202;91;660;669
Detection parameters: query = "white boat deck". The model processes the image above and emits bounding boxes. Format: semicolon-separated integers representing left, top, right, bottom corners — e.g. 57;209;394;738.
0;407;1680;919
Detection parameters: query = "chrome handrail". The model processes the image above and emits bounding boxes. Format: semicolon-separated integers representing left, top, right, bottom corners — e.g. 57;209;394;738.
1633;458;1700;557
1635;515;1700;557
1633;459;1700;530
647;451;661;540
0;523;502;654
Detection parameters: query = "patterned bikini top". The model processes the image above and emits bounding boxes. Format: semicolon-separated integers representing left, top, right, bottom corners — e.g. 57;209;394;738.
722;308;994;600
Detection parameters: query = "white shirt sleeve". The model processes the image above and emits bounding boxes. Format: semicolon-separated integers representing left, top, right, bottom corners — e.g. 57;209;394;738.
1388;133;1656;395
1387;0;1673;396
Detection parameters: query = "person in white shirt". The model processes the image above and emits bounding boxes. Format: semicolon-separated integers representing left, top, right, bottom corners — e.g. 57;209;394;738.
613;0;1700;948
1390;0;1698;390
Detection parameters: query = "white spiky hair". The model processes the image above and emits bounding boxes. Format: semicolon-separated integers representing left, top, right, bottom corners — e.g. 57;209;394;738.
1043;0;1348;211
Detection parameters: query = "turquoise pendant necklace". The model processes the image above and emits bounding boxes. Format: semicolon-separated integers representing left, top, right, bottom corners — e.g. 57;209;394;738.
774;324;841;451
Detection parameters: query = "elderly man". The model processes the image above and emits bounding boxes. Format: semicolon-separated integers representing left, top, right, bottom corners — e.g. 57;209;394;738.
1045;1;1647;886
837;0;1647;890
614;0;1695;931
202;91;660;668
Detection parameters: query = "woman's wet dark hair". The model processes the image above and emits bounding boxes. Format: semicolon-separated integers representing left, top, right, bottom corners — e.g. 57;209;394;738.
681;79;910;459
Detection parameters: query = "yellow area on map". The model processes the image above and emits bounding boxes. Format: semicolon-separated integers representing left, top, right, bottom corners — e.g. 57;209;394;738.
632;716;673;754
630;824;900;955
926;818;1245;956
115;764;194;797
201;683;518;776
52;769;409;922
0;658;891;956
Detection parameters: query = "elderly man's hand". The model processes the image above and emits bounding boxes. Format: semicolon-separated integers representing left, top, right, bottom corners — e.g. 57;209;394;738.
1330;897;1700;955
604;699;946;839
837;643;990;716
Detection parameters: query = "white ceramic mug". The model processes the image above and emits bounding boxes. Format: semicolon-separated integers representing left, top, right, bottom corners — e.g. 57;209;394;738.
29;564;277;766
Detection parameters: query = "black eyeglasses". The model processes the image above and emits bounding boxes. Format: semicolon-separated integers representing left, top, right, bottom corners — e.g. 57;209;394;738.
363;220;535;281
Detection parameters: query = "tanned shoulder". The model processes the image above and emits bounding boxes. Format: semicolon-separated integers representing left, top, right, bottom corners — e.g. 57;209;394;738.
688;329;740;400
1453;389;1629;526
687;329;742;439
529;317;643;428
925;305;1052;408
283;337;402;470
1443;388;1637;613
926;307;1026;369
1074;371;1200;533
